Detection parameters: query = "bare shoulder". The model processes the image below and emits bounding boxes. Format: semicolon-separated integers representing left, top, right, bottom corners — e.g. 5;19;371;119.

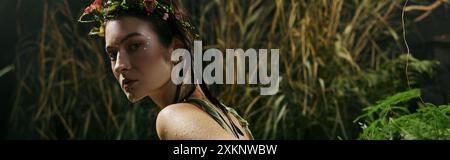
156;103;237;140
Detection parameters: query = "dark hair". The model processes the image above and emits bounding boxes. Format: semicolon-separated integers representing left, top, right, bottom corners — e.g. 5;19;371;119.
106;0;193;51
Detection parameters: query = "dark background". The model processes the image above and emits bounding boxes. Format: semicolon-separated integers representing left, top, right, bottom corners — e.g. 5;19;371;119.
0;0;91;139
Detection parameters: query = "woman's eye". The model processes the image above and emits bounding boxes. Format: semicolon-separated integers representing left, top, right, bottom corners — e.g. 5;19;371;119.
108;52;117;61
127;43;141;52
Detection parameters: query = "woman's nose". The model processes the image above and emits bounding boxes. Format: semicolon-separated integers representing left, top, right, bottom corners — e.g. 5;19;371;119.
114;51;131;74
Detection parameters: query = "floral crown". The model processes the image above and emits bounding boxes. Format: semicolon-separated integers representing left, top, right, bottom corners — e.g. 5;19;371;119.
78;0;199;38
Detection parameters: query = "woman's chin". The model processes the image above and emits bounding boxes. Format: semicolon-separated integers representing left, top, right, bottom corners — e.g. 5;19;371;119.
125;93;144;103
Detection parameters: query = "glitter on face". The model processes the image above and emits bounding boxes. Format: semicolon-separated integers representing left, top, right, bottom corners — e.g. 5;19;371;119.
143;36;151;50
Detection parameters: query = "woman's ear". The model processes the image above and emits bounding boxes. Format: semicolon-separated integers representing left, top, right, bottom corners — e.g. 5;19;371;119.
169;38;185;65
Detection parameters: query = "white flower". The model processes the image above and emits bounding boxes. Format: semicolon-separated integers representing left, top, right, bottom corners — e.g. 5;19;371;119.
162;13;169;20
358;122;367;129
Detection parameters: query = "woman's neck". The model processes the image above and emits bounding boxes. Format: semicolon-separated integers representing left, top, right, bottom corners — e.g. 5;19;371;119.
148;81;205;109
147;80;177;109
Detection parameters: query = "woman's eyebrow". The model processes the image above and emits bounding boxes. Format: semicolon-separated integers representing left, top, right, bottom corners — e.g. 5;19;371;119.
120;32;144;44
105;32;143;51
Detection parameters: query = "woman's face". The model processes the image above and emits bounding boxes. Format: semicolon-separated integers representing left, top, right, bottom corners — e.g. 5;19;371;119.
105;16;173;103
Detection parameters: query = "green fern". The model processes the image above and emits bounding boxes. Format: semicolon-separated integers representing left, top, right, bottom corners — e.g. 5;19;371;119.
356;89;450;140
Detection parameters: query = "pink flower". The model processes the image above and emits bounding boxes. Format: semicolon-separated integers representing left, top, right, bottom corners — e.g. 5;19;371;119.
84;6;93;13
84;0;101;14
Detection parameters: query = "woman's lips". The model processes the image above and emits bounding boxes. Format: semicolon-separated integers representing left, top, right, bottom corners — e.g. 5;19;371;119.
122;79;137;92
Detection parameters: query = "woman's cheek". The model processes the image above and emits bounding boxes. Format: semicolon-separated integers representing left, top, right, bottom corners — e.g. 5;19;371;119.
111;63;120;81
138;49;172;88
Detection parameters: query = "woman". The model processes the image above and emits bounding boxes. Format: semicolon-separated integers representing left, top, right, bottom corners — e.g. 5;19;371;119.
79;0;254;140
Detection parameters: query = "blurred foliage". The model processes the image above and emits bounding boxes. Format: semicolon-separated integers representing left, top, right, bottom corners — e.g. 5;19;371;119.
0;65;14;78
8;0;446;139
356;89;450;140
10;1;158;139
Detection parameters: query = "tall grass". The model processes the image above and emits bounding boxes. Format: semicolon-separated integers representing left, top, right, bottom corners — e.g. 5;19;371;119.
9;0;438;139
190;0;414;139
